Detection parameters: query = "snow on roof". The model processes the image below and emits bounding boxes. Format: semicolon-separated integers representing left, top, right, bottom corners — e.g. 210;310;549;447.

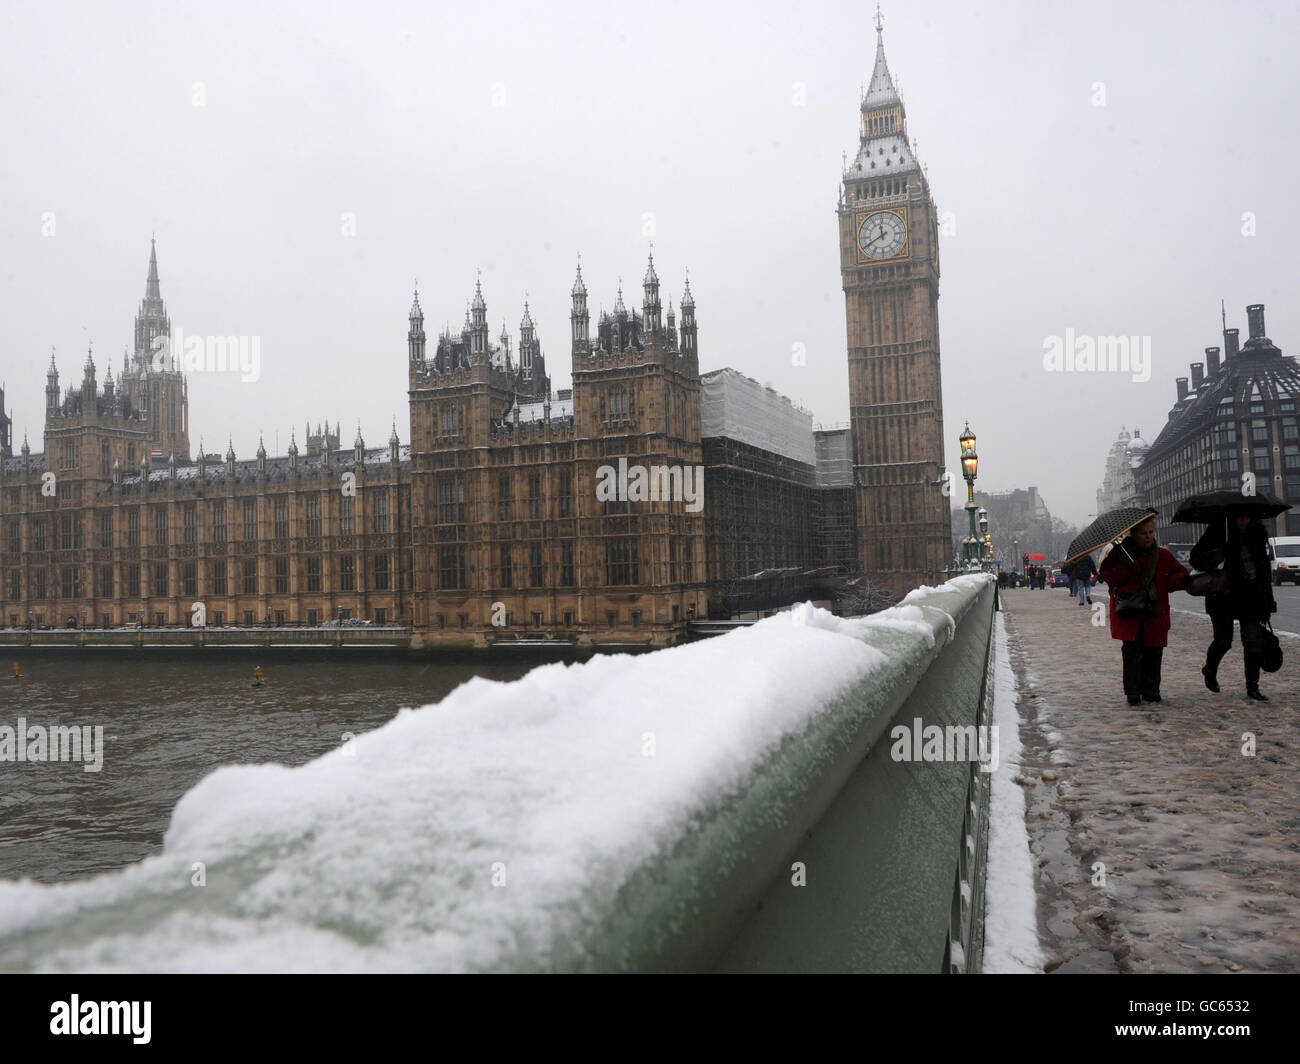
514;397;573;422
118;446;413;487
0;604;891;972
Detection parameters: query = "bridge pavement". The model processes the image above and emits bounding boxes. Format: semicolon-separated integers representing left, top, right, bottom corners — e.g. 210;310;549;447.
1000;585;1300;973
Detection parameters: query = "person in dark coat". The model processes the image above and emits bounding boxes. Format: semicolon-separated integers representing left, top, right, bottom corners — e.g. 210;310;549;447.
1190;512;1277;700
1071;554;1098;606
1099;518;1190;706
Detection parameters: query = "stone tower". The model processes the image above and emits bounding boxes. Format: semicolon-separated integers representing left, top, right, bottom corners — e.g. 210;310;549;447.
120;238;190;460
839;11;951;591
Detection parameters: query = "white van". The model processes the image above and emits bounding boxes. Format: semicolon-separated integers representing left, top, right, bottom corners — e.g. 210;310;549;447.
1270;536;1300;585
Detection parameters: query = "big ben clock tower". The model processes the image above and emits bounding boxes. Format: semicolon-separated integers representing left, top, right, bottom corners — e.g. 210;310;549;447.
840;10;951;592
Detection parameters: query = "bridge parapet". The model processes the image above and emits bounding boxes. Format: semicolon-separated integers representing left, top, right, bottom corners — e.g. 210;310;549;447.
0;576;998;973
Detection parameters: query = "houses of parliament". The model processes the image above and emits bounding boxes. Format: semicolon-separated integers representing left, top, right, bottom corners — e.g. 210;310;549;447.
0;22;950;646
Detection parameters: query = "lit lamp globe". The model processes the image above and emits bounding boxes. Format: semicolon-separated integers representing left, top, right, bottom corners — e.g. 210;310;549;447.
959;423;978;480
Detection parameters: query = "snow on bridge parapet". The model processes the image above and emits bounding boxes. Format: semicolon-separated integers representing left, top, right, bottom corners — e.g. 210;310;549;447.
0;575;998;973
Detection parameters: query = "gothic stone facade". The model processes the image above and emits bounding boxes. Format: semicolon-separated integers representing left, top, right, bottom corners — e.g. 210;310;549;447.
0;244;707;647
407;256;707;647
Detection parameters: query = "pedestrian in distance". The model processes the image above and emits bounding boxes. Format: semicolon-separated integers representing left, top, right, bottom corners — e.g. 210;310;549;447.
1191;511;1278;701
1072;553;1098;606
1099;518;1190;706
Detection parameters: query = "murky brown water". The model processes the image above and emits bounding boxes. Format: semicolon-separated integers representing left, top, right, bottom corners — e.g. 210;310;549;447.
0;653;535;883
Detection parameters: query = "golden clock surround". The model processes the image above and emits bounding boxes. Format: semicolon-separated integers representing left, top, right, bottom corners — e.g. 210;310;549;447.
853;206;910;264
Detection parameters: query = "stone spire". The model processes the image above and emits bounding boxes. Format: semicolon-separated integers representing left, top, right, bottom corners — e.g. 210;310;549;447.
134;236;171;368
861;5;900;112
146;236;161;302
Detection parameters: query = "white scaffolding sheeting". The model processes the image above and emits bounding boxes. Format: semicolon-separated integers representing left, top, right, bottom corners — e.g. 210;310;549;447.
700;368;815;466
814;428;853;487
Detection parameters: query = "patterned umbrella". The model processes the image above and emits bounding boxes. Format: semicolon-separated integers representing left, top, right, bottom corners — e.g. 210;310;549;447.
1064;507;1157;564
1172;489;1289;525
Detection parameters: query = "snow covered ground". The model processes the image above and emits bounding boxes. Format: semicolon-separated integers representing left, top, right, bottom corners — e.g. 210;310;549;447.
982;610;1047;973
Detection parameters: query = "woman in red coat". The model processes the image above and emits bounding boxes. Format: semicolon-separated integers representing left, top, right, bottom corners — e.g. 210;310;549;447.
1098;518;1190;706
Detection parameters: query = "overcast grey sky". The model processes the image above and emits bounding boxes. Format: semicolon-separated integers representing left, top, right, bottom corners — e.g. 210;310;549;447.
2;0;1297;526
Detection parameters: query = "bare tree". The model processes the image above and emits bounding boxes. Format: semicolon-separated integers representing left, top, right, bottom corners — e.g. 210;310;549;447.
1050;515;1081;562
838;573;902;616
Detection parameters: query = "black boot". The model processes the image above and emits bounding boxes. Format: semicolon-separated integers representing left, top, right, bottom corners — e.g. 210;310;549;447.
1202;664;1220;693
1247;685;1269;701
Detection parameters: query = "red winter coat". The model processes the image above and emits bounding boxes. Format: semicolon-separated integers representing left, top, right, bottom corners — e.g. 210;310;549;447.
1099;540;1189;647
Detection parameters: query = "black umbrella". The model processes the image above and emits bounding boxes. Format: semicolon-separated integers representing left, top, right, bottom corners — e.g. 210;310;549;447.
1064;507;1157;564
1172;489;1290;525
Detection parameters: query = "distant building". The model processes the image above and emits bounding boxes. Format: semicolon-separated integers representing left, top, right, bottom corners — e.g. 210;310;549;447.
0;242;731;643
960;486;1054;569
1095;427;1147;513
0;233;891;643
1134;304;1300;542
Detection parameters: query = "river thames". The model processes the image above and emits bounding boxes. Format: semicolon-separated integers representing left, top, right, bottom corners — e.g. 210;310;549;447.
0;654;536;883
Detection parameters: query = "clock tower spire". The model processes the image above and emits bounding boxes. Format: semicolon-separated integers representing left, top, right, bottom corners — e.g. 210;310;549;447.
839;11;951;591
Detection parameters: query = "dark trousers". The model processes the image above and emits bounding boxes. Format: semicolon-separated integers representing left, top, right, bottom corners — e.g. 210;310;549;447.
1121;622;1164;699
1206;612;1262;687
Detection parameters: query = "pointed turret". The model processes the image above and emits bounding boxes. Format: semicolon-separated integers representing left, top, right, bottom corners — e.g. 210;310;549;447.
408;284;426;364
46;350;60;413
570;258;590;351
680;271;697;358
643;247;661;334
613;280;627;318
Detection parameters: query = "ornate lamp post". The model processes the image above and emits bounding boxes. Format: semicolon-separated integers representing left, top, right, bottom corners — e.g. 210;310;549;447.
978;508;992;572
959;422;981;572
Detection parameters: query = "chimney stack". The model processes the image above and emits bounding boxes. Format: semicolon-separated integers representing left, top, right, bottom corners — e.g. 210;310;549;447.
1176;377;1189;402
1225;328;1240;360
1191;363;1204;390
1246;304;1266;340
1205;346;1221;377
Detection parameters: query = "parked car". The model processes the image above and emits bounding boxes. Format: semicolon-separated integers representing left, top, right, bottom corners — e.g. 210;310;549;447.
1270;536;1300;585
1050;568;1070;588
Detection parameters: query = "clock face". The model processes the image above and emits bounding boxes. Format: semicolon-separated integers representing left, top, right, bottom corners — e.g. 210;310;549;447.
858;211;907;260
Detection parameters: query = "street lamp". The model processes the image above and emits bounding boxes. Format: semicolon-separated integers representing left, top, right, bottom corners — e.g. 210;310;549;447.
959;422;981;572
978;508;992;572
